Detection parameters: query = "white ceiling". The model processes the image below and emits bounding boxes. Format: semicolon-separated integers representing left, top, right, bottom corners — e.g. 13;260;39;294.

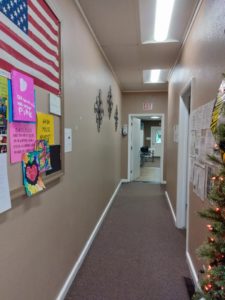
77;0;199;92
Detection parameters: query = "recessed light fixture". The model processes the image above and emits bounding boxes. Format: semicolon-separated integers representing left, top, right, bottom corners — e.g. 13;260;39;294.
151;116;161;120
143;69;161;83
143;69;169;84
154;0;175;42
150;69;160;83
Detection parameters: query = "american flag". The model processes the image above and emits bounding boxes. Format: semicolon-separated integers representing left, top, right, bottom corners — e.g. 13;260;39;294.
0;0;60;95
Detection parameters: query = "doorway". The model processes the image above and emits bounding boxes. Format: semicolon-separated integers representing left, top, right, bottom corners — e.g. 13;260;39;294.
176;81;192;230
128;114;165;183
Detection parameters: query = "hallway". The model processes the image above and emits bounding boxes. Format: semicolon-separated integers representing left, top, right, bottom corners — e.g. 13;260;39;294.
66;183;190;300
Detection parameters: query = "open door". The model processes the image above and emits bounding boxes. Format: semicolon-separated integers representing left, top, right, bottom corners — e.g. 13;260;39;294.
130;118;141;180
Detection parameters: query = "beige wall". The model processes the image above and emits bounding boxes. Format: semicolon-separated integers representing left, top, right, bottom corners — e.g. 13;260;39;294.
167;0;225;272
0;1;121;299
121;92;168;179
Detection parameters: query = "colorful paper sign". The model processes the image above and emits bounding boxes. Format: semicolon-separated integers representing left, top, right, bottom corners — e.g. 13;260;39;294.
35;140;51;173
37;112;54;145
0;76;8;153
22;151;45;196
9;123;36;163
11;70;36;122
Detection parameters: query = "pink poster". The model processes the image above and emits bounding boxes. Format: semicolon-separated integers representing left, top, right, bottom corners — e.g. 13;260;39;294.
11;70;36;122
9;123;36;163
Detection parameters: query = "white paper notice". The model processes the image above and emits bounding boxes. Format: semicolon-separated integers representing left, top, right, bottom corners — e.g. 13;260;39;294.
193;163;205;201
0;153;11;213
65;128;72;153
49;93;61;116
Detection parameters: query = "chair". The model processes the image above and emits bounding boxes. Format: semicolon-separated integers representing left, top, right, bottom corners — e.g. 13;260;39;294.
140;147;154;166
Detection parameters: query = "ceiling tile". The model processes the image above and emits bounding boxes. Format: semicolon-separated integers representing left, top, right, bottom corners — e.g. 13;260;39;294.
139;42;181;69
79;0;139;46
102;45;140;69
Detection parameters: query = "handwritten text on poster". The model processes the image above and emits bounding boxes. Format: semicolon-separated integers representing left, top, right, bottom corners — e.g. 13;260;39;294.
9;123;36;163
37;112;54;145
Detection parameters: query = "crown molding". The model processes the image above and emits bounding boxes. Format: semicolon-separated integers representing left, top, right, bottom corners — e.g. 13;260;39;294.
122;89;168;94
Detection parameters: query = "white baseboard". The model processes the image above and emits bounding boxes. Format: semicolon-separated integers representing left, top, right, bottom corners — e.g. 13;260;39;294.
186;251;200;289
56;179;123;300
121;178;129;183
165;191;176;224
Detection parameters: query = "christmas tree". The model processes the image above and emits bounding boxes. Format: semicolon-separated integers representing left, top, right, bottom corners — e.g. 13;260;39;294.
193;79;225;300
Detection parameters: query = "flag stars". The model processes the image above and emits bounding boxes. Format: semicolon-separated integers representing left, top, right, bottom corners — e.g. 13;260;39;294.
10;14;14;20
14;11;17;16
3;7;7;13
17;7;20;13
17;20;20;26
7;3;10;9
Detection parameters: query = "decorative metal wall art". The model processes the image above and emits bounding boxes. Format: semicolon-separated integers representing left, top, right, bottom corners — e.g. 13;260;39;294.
94;89;104;132
114;105;118;131
107;86;113;119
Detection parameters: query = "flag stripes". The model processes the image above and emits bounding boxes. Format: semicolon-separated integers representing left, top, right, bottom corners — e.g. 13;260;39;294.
0;0;60;94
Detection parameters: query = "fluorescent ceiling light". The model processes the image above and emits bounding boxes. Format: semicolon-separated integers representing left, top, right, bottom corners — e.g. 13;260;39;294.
143;69;169;84
150;69;160;83
154;0;175;42
151;116;160;119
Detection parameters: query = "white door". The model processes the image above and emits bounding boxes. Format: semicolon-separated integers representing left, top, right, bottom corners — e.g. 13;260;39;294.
131;118;141;180
140;128;144;147
151;126;162;157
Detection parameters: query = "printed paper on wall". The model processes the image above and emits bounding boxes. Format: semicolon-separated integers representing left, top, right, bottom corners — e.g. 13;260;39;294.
0;153;11;213
9;122;36;163
0;76;8;153
22;151;45;196
11;70;36;122
37;112;54;145
35;140;51;173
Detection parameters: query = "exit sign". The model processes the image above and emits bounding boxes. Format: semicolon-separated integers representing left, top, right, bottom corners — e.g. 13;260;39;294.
143;102;153;111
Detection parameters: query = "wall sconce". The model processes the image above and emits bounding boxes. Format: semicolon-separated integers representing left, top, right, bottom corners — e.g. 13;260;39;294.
114;105;118;131
94;89;104;132
107;86;113;119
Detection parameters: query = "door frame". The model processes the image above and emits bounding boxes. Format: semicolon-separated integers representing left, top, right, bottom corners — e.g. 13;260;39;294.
176;78;194;230
128;113;165;183
130;117;141;181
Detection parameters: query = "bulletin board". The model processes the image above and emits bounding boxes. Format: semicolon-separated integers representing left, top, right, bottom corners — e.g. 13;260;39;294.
0;0;64;201
189;99;215;201
9;86;64;200
189;78;225;202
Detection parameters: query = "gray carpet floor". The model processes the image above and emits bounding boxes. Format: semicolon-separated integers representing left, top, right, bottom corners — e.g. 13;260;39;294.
66;182;190;300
